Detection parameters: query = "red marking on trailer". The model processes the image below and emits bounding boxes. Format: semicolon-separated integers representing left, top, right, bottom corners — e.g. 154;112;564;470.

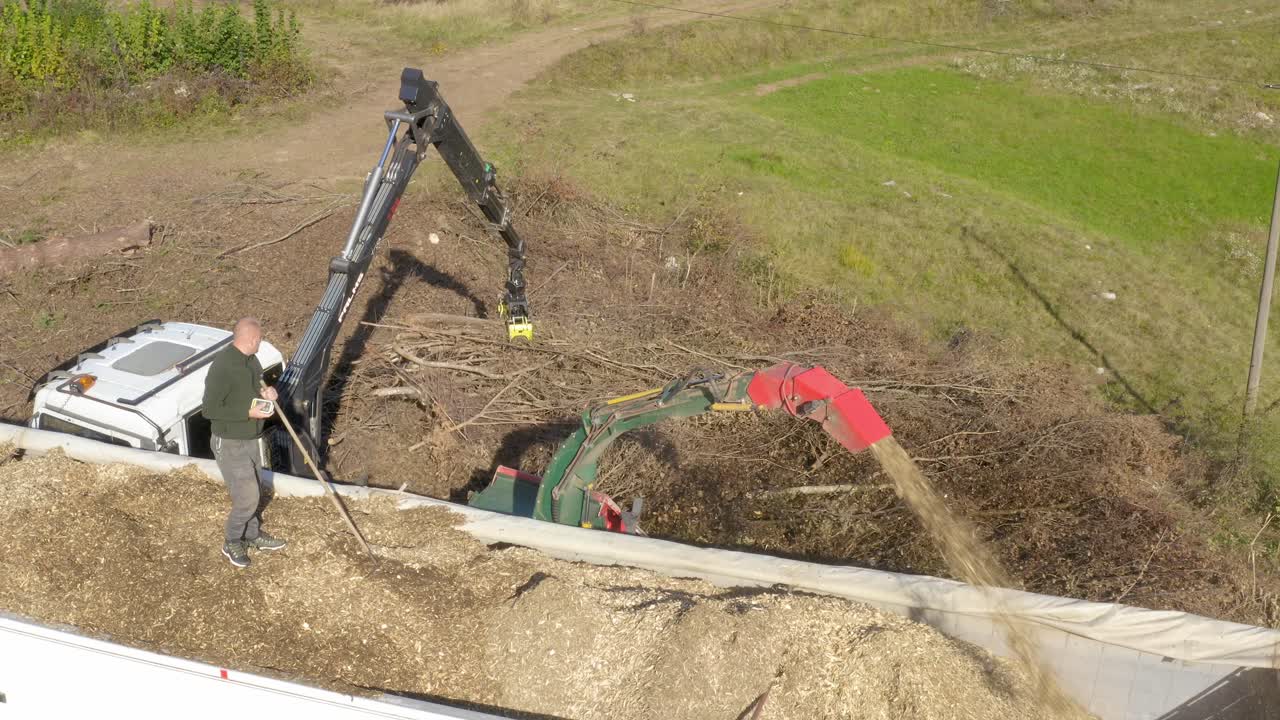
220;669;229;680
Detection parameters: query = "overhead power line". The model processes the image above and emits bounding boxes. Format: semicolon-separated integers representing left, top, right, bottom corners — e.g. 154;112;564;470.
606;0;1279;89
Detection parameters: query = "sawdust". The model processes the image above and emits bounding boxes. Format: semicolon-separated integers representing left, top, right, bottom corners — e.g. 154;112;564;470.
871;438;1088;720
0;450;1048;719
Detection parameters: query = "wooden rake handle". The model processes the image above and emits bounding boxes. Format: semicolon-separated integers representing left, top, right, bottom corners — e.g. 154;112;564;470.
263;383;375;559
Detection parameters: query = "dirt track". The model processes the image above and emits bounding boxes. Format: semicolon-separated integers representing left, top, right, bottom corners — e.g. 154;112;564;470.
0;0;774;237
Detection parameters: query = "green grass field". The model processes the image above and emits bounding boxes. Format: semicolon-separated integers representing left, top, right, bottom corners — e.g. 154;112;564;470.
758;69;1273;249
485;0;1280;512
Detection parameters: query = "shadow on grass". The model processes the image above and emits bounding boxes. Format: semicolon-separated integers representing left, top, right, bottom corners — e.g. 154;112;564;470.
964;225;1159;415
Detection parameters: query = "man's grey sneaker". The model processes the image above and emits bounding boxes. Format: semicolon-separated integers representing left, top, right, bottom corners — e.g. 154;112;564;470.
222;541;251;568
248;532;287;552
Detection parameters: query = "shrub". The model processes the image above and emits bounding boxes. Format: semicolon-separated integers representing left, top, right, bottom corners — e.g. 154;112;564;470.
0;0;309;136
838;243;876;278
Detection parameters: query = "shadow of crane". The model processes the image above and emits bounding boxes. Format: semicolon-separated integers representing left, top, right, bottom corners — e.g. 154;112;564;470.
321;248;489;459
963;226;1159;415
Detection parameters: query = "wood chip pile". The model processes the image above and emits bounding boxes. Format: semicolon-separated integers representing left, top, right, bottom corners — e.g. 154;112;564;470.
0;450;1044;719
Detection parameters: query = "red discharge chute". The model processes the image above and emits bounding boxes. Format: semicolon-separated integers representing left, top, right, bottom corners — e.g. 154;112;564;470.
746;363;892;452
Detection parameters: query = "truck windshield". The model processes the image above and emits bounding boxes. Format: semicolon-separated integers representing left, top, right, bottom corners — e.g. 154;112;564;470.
36;414;134;448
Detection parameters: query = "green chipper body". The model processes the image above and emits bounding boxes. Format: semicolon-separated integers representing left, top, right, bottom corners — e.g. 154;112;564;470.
467;362;893;533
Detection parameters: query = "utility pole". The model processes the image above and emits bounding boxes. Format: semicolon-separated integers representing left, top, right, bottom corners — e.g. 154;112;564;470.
1244;159;1280;417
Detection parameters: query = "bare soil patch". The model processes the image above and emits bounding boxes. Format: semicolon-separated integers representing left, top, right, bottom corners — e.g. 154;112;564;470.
754;71;828;96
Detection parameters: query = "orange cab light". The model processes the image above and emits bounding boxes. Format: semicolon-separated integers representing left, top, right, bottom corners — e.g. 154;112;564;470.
70;375;96;394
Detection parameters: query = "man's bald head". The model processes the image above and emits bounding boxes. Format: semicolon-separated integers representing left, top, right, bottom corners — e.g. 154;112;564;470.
231;317;262;355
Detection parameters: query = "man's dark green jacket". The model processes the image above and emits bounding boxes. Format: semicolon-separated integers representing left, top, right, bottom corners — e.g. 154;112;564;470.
202;345;264;439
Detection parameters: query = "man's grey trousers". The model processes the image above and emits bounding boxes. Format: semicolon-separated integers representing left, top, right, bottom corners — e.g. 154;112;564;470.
212;435;270;543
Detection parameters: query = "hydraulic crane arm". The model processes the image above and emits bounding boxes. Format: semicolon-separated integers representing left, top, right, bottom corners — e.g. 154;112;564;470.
276;68;532;475
399;68;532;335
469;363;892;533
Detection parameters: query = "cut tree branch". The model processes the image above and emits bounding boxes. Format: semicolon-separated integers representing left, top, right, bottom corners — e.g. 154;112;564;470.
393;345;504;379
217;204;344;258
759;483;894;499
447;357;560;433
0;222;154;276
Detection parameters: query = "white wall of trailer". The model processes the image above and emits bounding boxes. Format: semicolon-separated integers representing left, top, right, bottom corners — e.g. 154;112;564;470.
1;423;1278;720
0;613;503;719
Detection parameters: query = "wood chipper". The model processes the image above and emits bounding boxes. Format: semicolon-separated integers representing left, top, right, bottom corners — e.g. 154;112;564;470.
469;363;893;533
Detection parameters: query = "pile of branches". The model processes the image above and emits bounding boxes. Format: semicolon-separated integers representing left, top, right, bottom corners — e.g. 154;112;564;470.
354;304;1218;616
360;311;846;443
323;173;1271;626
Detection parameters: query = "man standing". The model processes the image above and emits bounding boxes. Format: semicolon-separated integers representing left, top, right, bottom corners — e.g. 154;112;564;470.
202;317;287;568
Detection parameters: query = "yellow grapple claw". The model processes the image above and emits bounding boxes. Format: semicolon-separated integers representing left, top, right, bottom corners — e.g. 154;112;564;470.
498;299;533;341
507;321;533;341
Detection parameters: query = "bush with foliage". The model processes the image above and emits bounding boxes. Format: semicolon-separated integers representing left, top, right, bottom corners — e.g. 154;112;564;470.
0;0;309;135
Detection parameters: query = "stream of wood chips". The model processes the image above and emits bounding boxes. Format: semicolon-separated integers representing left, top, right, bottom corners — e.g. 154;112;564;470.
871;437;1091;719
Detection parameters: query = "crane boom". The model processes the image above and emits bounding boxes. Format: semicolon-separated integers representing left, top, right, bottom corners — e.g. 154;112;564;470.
276;68;532;475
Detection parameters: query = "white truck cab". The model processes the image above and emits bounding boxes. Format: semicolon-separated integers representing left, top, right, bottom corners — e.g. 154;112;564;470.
29;321;283;461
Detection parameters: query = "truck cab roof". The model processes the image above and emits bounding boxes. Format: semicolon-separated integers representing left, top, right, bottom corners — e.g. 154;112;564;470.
30;321;284;449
